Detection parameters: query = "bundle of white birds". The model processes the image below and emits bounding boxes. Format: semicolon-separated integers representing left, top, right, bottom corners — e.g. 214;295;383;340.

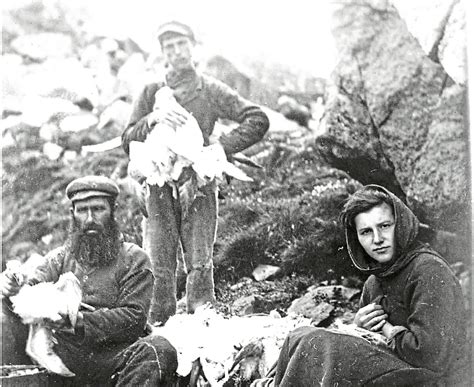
10;271;82;377
128;86;252;192
152;305;312;386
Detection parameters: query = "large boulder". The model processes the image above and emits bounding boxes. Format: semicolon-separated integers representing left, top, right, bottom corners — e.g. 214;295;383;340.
392;0;467;84
315;0;469;260
10;32;74;61
4;58;100;107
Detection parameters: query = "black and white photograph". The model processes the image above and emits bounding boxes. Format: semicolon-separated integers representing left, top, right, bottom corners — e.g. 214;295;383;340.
1;0;472;385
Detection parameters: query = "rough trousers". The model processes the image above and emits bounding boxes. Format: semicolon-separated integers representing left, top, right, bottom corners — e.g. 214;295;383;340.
1;299;178;386
143;181;218;323
56;333;178;386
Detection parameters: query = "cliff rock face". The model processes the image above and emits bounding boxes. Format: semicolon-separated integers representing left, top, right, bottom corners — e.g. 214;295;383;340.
392;0;467;85
316;0;469;261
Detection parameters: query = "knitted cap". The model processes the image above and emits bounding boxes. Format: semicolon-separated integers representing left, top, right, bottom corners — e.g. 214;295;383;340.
66;175;119;203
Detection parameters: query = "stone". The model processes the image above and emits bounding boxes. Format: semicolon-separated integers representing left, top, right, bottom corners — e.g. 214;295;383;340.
308;285;361;302
63;150;78;162
2;131;16;148
40;234;54;246
42;142;63;161
1;115;23;133
59;113;98;133
287;294;334;326
22;58;100;107
21;96;79;128
252;264;281;281
10;33;74;61
229;277;253;291
231;295;265;316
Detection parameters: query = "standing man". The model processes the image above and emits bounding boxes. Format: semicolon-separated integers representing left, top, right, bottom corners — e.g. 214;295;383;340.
0;175;178;385
122;21;270;323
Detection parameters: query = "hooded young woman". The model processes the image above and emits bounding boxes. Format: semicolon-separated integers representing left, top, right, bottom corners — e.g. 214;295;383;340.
252;185;469;386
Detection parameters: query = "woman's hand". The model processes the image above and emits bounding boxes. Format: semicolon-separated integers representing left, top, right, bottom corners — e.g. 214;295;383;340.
380;320;396;339
354;302;388;331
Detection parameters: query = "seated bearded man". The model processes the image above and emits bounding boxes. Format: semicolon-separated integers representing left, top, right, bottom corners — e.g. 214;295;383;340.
0;175;178;386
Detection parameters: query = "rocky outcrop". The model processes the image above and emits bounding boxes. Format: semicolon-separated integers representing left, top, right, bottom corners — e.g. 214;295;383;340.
316;0;469;262
392;0;467;84
10;33;74;61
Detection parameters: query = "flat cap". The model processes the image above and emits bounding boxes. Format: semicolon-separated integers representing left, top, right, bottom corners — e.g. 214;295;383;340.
157;21;195;44
66;175;119;203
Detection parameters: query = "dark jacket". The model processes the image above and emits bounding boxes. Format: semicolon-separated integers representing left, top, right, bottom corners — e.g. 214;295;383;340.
121;68;269;156
27;241;153;349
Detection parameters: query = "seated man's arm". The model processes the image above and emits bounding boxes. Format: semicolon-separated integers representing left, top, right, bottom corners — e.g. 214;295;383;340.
1;248;64;296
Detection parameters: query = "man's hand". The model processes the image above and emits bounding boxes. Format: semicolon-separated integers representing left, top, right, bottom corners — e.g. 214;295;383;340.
147;107;188;129
0;271;22;297
354;303;388;332
45;312;72;331
46;311;85;336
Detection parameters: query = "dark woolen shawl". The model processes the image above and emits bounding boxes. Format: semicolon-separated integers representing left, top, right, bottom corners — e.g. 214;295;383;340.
345;184;442;278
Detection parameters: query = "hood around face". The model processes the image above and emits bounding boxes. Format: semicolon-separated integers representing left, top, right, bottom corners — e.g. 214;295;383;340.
345;185;420;277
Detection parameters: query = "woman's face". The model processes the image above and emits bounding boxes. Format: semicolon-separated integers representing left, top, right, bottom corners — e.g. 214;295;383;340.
354;202;396;264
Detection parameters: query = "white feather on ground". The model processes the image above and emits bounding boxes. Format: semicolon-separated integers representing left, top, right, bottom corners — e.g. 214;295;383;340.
10;272;82;377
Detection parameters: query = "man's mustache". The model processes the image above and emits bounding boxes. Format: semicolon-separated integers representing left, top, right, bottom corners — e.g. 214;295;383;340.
81;222;104;234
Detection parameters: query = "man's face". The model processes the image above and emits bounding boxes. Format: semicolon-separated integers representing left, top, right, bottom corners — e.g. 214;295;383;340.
72;196;112;236
161;35;194;71
354;202;396;264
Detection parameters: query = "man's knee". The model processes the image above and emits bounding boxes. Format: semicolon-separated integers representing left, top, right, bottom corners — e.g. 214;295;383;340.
286;326;321;350
138;335;178;377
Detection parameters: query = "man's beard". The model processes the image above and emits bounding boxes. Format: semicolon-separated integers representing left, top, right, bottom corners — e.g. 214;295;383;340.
65;215;121;268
